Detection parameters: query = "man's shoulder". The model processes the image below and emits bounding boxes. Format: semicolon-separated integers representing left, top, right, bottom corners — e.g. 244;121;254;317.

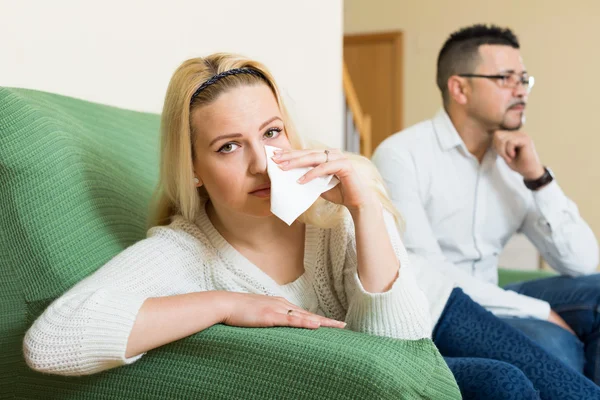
374;118;438;159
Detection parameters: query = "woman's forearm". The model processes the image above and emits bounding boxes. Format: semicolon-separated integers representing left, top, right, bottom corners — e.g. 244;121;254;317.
350;200;400;293
126;290;230;358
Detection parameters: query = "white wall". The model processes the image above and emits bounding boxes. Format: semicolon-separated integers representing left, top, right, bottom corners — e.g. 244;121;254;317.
0;0;343;148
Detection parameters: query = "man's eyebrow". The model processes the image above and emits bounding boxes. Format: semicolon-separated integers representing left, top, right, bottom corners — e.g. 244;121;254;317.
498;69;528;75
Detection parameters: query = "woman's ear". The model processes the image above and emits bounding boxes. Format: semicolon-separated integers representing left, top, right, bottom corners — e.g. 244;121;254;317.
193;176;203;187
447;76;469;105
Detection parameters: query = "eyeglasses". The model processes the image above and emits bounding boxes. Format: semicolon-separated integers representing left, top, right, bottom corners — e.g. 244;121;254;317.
458;73;535;93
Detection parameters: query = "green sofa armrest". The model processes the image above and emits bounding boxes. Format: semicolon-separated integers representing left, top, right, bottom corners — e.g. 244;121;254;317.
498;268;557;288
18;319;460;399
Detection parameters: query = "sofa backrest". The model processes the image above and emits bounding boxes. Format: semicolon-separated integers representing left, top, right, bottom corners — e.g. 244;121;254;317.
0;87;161;388
1;87;161;301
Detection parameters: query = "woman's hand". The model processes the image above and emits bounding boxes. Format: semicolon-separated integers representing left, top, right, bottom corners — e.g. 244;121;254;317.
125;291;343;360
221;292;346;329
272;148;398;294
272;148;373;212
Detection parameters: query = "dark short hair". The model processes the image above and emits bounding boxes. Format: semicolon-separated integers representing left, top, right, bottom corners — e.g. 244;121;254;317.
437;24;520;104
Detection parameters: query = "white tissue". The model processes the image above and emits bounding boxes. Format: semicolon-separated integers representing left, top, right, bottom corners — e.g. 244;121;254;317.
265;145;339;225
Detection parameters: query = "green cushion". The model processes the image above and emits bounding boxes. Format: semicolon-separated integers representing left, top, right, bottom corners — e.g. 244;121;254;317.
498;268;557;288
0;87;460;399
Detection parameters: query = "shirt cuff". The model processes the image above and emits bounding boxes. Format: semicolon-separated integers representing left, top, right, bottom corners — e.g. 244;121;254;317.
345;266;432;340
493;290;552;320
65;290;148;374
24;289;148;376
531;180;569;226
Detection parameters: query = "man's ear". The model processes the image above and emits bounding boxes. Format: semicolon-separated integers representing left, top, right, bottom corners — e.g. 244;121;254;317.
447;76;469;105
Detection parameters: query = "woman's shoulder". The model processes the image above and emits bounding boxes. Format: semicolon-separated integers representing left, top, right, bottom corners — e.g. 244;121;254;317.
146;215;212;252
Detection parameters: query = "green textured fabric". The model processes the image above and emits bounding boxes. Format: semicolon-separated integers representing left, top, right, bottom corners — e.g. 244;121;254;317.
0;87;161;303
0;87;460;399
18;300;459;400
498;268;557;288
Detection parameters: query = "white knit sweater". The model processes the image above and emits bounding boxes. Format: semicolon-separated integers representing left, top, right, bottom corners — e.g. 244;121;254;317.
23;204;432;376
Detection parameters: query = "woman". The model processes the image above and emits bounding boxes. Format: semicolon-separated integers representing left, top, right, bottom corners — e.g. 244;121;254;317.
23;53;431;376
23;53;599;399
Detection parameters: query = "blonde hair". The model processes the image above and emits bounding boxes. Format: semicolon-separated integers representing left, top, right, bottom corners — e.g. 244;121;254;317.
149;53;403;230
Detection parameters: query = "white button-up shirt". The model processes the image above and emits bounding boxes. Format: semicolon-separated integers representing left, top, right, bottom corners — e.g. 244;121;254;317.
373;109;599;320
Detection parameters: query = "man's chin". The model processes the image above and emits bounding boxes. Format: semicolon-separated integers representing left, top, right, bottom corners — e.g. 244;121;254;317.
500;117;524;131
499;123;522;131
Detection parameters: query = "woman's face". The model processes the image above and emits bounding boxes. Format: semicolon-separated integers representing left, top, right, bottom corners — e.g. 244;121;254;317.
191;83;292;217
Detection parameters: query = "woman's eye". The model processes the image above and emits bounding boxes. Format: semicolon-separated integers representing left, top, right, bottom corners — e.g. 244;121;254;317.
264;128;282;139
218;143;240;153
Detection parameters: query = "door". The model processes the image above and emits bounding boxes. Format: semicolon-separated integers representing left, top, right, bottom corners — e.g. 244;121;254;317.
344;31;403;152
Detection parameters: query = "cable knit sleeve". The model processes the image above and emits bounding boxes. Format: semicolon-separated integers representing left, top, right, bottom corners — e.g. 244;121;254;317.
342;209;432;340
23;226;198;376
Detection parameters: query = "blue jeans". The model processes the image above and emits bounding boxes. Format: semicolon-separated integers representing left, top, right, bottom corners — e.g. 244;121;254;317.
502;273;600;384
433;288;600;400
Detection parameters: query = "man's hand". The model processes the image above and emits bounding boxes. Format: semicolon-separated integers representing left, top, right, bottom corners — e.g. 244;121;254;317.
548;309;576;335
492;130;545;180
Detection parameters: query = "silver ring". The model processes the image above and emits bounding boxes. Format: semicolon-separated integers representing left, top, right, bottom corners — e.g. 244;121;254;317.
287;309;294;316
324;149;330;163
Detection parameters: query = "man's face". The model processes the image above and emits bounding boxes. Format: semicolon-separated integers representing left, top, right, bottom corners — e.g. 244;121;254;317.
466;45;529;131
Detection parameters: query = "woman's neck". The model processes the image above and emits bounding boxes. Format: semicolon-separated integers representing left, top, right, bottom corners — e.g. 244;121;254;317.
205;200;304;253
205;200;306;285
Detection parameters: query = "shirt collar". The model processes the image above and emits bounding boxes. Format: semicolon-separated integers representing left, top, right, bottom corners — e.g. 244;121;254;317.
432;108;466;152
433;109;500;165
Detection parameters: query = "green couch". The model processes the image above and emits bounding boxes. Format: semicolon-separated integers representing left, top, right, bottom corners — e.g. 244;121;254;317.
0;87;462;399
0;87;553;399
498;268;555;288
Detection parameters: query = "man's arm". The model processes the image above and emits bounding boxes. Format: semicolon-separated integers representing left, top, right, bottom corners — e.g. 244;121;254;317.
519;181;599;275
493;130;599;275
372;145;551;320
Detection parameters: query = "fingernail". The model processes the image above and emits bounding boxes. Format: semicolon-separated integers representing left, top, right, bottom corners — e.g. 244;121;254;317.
272;152;281;159
297;175;305;183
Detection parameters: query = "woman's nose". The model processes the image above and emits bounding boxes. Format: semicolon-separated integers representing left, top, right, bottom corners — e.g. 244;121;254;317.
248;144;268;175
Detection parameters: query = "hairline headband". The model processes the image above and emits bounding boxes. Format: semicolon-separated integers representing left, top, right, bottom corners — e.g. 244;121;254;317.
191;68;267;102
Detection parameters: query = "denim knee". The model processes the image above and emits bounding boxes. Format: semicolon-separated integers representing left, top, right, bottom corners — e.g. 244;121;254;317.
500;317;585;373
445;357;539;400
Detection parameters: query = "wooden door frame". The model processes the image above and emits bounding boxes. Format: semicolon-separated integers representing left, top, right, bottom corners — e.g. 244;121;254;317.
343;31;403;133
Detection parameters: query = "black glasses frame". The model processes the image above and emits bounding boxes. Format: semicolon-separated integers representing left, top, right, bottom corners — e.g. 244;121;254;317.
458;73;534;92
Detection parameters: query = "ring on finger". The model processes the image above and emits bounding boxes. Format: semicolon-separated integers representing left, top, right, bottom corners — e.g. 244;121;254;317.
287;309;294;316
324;149;330;163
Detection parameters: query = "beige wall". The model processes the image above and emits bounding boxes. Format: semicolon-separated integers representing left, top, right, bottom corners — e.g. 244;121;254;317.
345;0;600;260
0;0;343;148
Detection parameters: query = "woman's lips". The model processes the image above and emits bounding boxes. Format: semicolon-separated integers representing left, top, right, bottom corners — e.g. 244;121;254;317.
250;188;271;198
249;183;271;197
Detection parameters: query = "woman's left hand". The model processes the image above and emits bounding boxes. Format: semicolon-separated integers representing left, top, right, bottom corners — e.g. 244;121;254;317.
271;148;373;212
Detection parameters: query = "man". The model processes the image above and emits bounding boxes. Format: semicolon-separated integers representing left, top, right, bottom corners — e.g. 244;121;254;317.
373;24;600;383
